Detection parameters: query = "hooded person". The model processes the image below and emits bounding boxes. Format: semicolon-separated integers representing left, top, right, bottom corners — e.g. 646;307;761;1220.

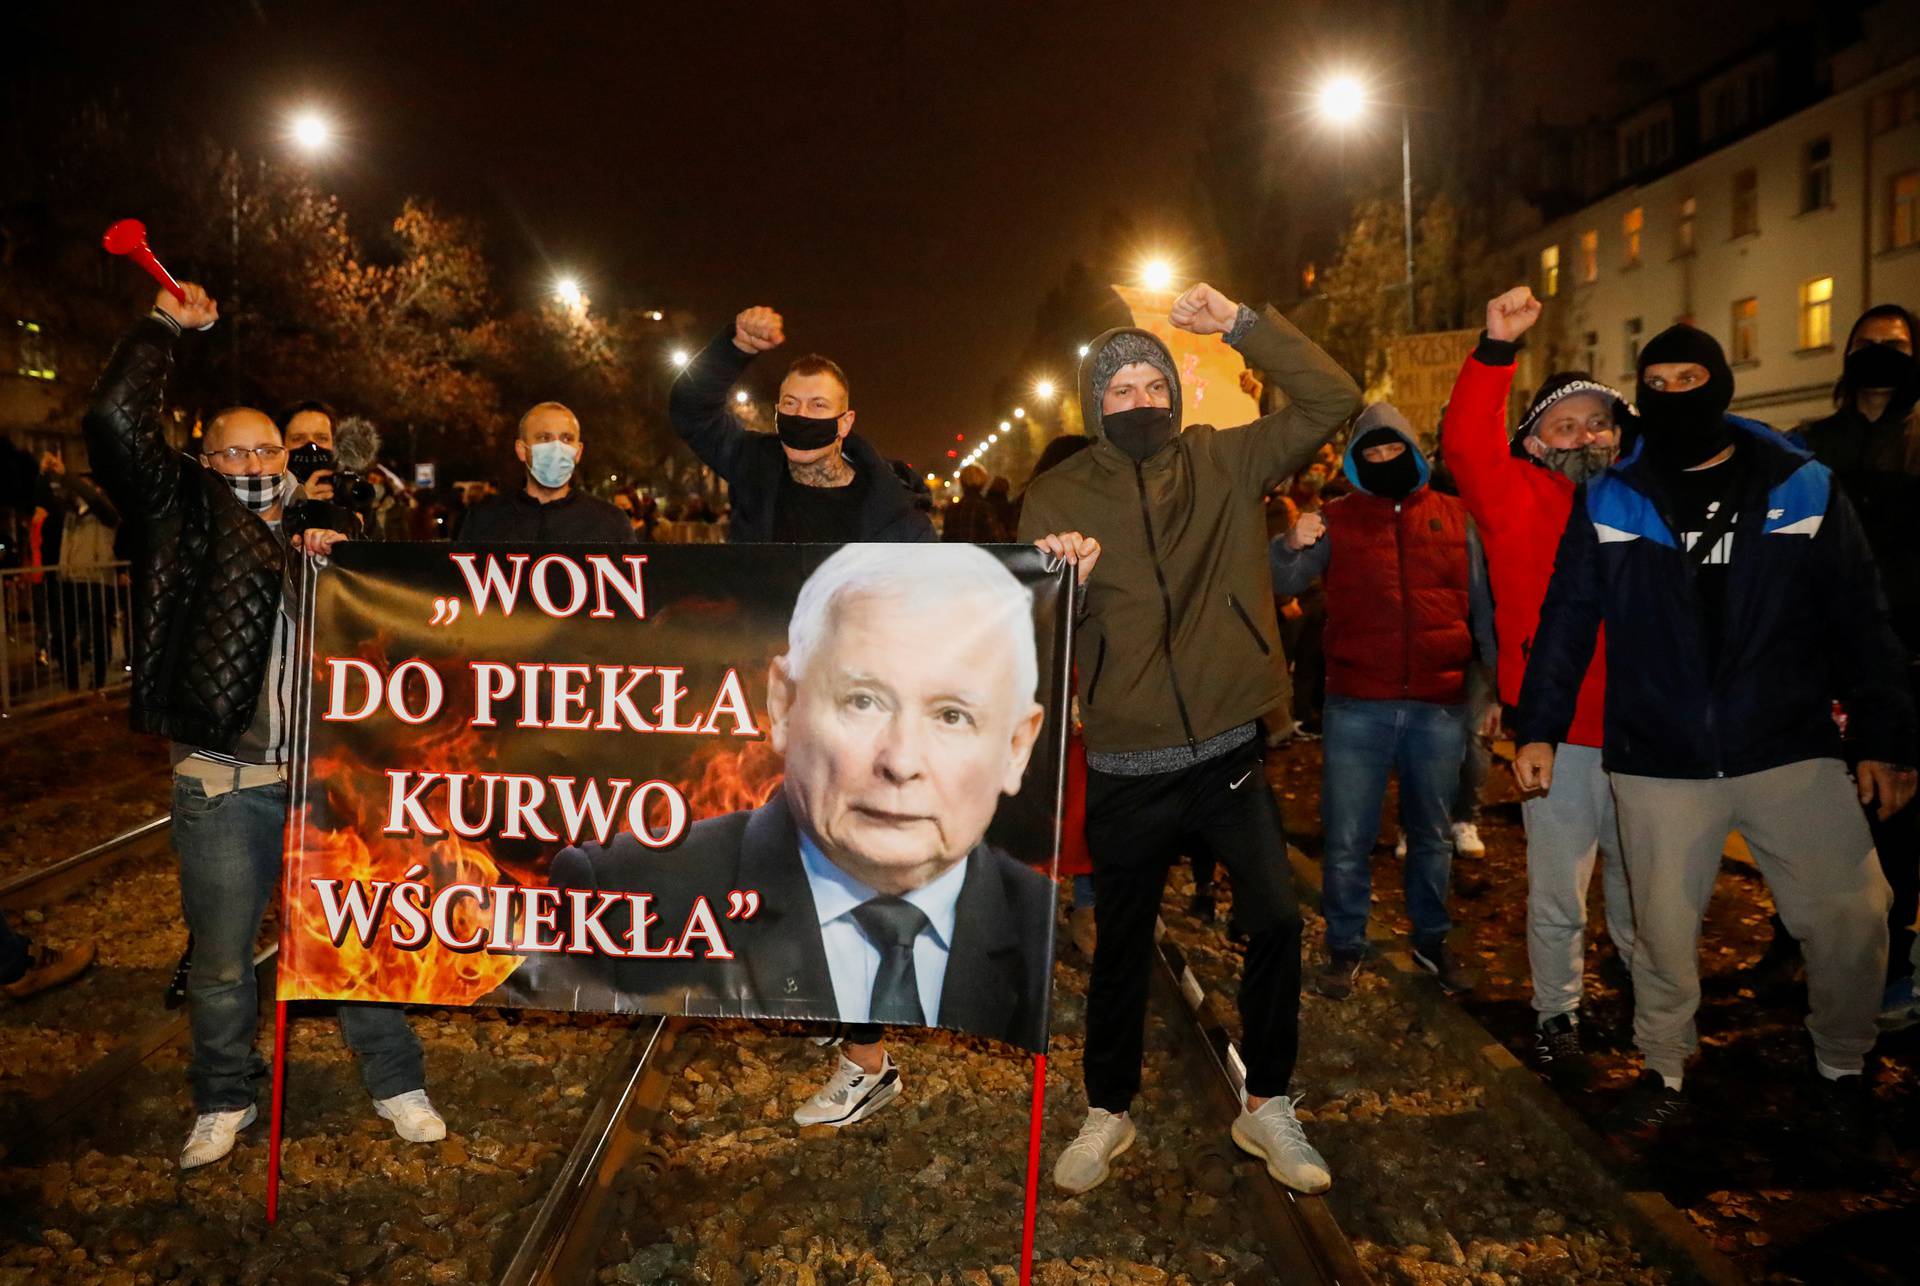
1796;304;1920;1021
1018;280;1360;1198
1271;404;1495;1001
1438;286;1637;1084
1514;316;1917;1157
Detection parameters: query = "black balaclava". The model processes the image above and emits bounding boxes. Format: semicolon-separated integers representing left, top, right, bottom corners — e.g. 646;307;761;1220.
1845;342;1918;398
1635;323;1735;471
775;411;842;452
1352;426;1422;500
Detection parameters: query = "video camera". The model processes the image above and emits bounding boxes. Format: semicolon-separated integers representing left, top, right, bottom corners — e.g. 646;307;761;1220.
285;416;382;538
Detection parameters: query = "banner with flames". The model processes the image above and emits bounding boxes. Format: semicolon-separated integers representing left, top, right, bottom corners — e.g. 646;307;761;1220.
280;541;1072;1053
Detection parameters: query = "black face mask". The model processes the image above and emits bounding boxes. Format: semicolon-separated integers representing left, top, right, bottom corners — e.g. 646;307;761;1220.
1845;342;1917;394
1355;448;1422;500
1103;405;1176;461
287;442;336;483
776;411;842;452
1635;380;1734;472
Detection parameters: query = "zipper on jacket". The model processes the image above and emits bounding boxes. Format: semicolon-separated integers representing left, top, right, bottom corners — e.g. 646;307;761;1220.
1226;593;1271;655
1133;461;1199;754
1396;501;1412;697
1639;469;1732;777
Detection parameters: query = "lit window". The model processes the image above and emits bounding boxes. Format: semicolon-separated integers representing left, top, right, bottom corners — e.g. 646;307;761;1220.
1732;169;1759;238
1676;196;1697;256
1578;230;1598;283
1539;244;1560;298
1798;277;1833;349
1731;297;1759;364
1622;207;1643;267
1892;171;1919;251
1803;137;1833;212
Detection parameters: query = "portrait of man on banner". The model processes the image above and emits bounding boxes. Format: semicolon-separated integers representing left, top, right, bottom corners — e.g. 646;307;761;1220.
499;543;1058;1049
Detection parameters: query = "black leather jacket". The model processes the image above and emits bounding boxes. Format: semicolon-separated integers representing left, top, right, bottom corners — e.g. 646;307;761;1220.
83;316;288;750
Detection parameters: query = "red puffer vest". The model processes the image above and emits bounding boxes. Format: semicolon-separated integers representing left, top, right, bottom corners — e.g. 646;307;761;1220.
1322;488;1473;703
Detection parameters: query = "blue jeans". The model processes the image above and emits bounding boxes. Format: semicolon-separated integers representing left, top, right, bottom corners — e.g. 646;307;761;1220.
173;775;424;1113
1320;696;1468;957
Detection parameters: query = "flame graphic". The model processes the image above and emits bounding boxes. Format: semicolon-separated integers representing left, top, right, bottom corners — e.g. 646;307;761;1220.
282;689;787;1007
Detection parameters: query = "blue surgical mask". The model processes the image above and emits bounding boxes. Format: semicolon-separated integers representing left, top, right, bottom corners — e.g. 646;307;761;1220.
527;440;578;489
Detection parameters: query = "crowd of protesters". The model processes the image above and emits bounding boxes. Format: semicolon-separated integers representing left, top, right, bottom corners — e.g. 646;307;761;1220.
5;268;1912;1210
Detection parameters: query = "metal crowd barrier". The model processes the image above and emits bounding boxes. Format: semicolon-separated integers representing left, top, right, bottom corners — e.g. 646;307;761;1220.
0;561;134;715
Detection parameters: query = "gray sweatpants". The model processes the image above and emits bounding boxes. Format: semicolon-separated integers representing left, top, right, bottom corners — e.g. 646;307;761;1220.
1525;743;1636;1019
1612;758;1890;1080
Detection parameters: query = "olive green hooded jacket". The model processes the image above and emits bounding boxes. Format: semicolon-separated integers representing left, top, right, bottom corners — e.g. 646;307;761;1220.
1017;307;1360;756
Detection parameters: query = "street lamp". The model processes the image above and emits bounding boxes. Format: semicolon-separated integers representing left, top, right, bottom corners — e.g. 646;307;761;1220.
670;349;691;368
1033;378;1056;401
1313;71;1414;330
734;390;749;405
1012;407;1025;419
1076;344;1090;358
553;276;584;310
287;108;336;156
999;420;1011;432
1139;258;1174;291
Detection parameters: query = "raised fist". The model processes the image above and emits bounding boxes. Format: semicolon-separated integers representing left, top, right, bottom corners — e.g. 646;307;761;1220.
1169;282;1241;336
1284;511;1327;551
157;282;219;331
733;306;785;355
1485;286;1542;343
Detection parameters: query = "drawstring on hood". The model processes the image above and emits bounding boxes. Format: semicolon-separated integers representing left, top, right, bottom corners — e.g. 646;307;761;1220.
1342;403;1429;500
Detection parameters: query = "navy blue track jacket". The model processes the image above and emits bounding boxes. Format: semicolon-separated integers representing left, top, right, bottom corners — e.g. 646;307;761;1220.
1514;417;1915;779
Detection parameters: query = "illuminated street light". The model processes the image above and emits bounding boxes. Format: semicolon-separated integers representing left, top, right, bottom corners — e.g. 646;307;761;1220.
288;108;336;156
734;390;749;404
670;349;691;368
1076;344;1090;358
988;434;998;444
1140;258;1174;291
999;420;1011;432
1313;69;1413;328
1033;378;1056;400
1313;73;1368;126
553;276;584;309
1013;407;1026;419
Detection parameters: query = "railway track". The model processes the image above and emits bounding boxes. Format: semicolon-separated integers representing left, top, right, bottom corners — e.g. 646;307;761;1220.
0;815;171;911
495;920;1368;1283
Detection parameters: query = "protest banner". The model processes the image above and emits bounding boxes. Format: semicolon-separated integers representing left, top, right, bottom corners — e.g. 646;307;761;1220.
278;541;1072;1050
1386;329;1480;450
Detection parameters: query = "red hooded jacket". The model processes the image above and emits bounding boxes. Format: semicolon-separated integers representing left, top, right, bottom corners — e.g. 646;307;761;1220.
1440;345;1606;748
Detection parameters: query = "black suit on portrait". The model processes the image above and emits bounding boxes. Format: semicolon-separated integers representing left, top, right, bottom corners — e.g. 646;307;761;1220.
498;793;1057;1051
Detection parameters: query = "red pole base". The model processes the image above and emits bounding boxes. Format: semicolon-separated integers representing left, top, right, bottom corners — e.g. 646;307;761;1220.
267;1000;289;1224
1020;1052;1047;1285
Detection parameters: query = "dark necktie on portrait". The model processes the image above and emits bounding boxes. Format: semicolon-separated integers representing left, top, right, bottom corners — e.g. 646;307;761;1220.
852;896;931;1025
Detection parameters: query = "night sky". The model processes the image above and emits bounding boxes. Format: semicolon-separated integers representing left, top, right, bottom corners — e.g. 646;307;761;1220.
14;0;1817;464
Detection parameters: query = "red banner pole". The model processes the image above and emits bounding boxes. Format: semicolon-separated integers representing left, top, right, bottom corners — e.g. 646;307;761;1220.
1019;1051;1047;1284
267;999;289;1223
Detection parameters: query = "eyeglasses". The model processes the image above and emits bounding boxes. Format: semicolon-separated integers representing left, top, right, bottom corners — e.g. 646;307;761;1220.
204;445;287;464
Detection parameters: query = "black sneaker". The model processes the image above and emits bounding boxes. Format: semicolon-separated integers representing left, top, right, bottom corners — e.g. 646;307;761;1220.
1812;1070;1895;1170
1313;951;1364;1000
1188;884;1216;924
1532;1014;1592;1089
1606;1071;1686;1144
1411;941;1478;996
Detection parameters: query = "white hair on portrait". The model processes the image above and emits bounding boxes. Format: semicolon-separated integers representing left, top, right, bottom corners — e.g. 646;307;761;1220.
786;544;1039;707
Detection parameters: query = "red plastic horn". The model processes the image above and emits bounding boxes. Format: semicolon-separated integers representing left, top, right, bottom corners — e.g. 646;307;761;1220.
102;219;186;303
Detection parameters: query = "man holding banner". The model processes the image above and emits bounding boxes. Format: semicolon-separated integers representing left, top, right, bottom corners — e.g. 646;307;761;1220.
1020;282;1360;1195
84;283;444;1170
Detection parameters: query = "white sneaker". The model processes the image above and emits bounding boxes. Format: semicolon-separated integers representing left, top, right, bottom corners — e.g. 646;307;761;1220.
1452;821;1486;857
373;1089;446;1142
793;1053;901;1127
1231;1096;1331;1193
1053;1107;1136;1194
180;1104;257;1170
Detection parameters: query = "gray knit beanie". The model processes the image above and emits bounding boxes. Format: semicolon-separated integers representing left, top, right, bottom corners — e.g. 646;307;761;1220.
1089;332;1178;403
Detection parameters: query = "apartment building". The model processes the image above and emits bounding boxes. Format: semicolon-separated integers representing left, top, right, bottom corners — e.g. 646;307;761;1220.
1509;8;1920;430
